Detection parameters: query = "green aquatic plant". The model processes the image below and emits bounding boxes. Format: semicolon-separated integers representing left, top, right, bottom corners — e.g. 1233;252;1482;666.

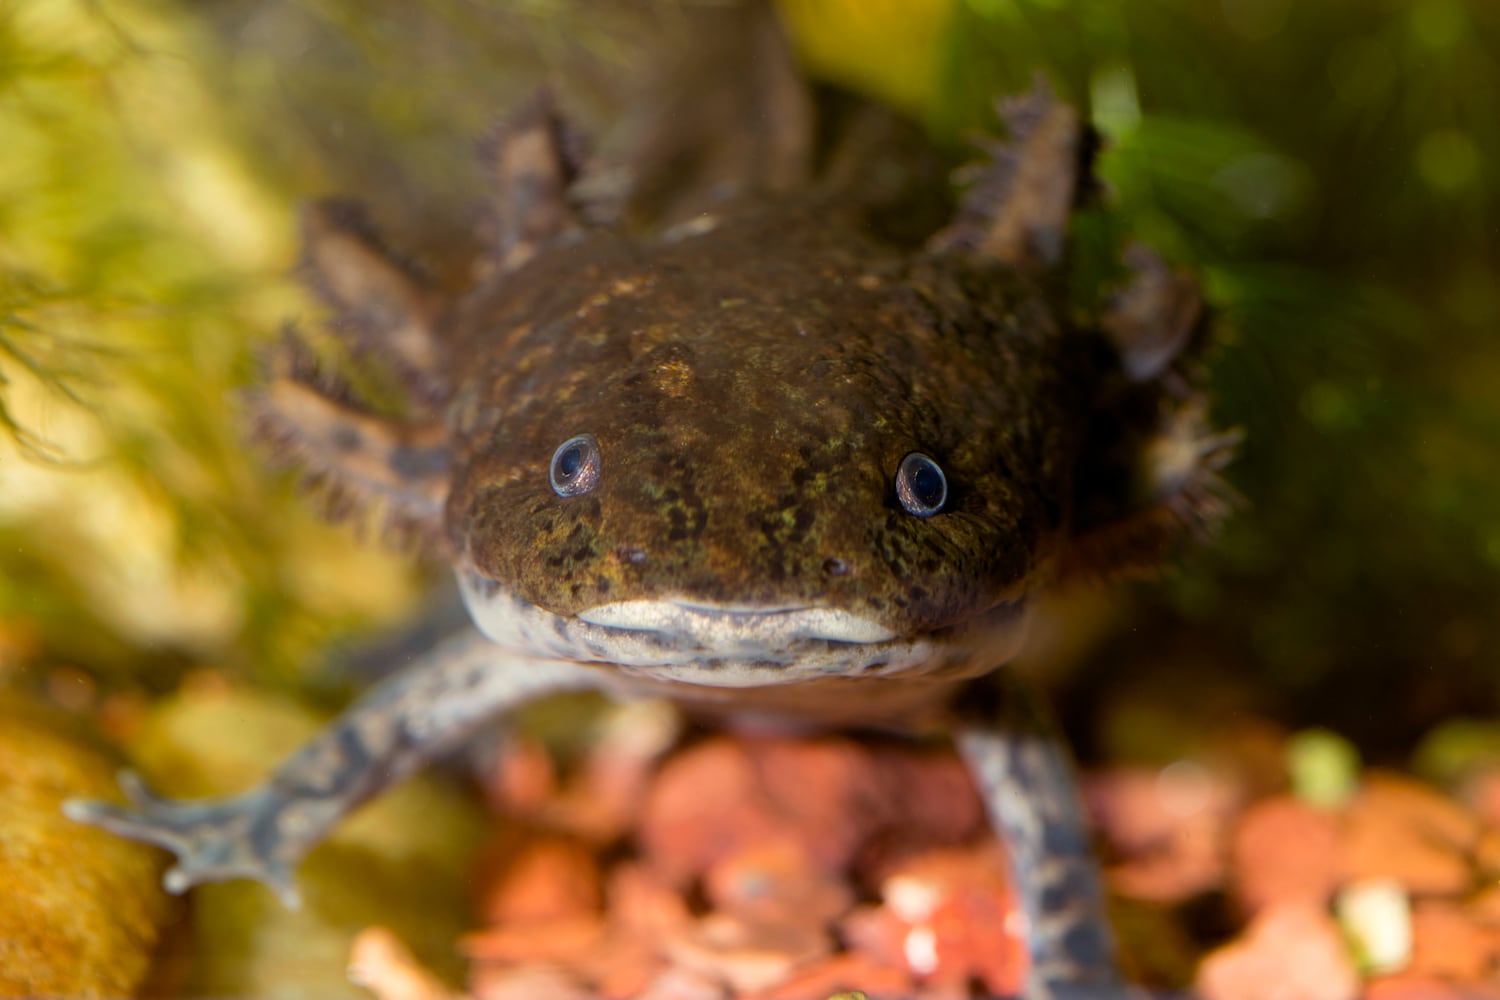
927;0;1500;746
0;0;421;686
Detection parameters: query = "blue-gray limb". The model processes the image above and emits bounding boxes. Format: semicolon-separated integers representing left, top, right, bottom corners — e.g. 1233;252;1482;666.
63;630;603;906
955;673;1130;1000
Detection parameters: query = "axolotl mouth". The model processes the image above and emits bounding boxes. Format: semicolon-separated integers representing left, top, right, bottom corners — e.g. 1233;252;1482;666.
455;563;1032;689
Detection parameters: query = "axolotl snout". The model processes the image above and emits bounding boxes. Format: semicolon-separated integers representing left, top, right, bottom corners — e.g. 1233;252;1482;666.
69;58;1233;1000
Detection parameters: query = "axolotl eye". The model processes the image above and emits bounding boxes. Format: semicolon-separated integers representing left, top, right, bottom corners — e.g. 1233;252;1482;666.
895;452;947;517
550;434;601;497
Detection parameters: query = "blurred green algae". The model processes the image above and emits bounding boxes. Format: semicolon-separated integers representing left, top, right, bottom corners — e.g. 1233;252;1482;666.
925;0;1500;751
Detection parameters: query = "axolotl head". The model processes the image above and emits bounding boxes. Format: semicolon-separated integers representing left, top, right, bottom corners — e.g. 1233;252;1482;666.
438;197;1093;687
256;88;1227;695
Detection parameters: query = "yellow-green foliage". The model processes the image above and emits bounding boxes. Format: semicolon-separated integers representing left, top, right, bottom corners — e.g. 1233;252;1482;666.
0;696;177;997
923;0;1500;746
778;0;953;116
0;1;420;683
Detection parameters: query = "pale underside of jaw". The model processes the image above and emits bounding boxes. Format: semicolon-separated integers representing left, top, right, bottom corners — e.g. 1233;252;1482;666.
455;565;1031;689
576;600;899;645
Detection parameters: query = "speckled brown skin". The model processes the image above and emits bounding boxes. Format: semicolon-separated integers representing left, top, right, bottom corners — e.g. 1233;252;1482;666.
67;54;1231;999
447;195;1095;636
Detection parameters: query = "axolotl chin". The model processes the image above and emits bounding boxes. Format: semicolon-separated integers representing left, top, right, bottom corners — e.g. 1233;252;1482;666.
68;53;1233;1000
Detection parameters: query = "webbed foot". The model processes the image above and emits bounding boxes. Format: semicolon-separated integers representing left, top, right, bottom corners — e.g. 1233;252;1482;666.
64;770;303;907
64;632;603;906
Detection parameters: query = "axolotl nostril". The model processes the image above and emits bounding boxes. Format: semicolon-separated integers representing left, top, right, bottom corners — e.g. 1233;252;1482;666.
66;21;1236;999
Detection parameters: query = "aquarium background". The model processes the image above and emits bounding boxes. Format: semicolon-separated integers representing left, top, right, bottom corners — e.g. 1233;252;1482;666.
1;0;1497;812
3;1;1500;996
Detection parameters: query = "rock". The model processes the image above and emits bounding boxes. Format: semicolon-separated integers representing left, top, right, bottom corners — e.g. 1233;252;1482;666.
1364;973;1500;1000
472;963;594;1000
0;695;178;998
753;953;909;1000
842;846;1024;998
704;840;852;927
639;737;785;886
665;912;833;996
1195;900;1359;1000
1089;763;1237;903
475;832;602;926
472;732;1016;999
1406;899;1500;981
1338;772;1478;895
1335;879;1410;976
348;927;467;1000
640;734;988;893
1232;796;1340;913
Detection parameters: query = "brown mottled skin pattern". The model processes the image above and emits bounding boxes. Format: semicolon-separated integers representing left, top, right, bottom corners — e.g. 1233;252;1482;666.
65;38;1231;996
448;197;1091;635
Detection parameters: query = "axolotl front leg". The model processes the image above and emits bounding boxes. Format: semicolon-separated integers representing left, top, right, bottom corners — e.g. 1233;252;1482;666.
65;631;602;906
956;672;1127;1000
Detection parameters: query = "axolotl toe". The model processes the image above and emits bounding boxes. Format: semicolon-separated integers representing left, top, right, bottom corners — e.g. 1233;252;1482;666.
68;56;1234;1000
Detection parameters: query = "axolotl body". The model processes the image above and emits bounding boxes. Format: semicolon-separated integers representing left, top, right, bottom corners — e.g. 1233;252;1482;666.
69;53;1232;1000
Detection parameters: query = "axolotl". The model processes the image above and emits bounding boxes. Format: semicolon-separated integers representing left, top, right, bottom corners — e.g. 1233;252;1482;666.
67;44;1233;1000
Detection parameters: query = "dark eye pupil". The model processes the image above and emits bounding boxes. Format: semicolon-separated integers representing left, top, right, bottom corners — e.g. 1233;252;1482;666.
896;452;947;517
911;463;943;506
550;434;601;497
